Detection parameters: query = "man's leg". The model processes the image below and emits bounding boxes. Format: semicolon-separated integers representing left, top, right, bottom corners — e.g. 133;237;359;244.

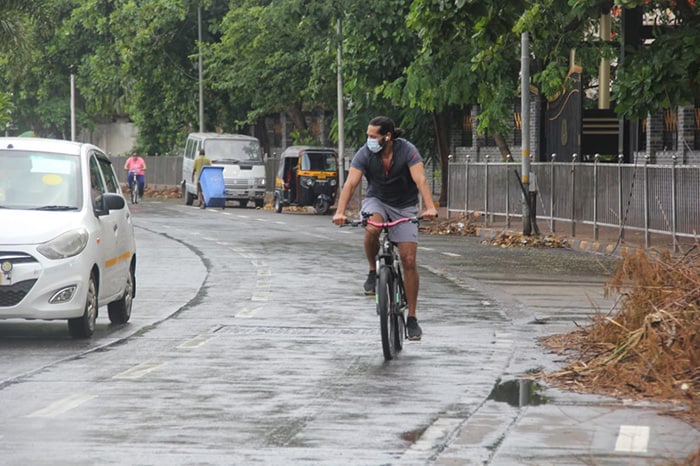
127;172;134;192
399;241;422;340
398;242;418;318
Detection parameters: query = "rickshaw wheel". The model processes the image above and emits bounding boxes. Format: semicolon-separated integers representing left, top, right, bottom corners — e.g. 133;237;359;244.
274;195;283;213
314;198;329;215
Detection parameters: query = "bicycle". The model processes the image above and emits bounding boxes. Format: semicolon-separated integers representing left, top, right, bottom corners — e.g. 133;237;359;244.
344;212;421;360
127;170;141;204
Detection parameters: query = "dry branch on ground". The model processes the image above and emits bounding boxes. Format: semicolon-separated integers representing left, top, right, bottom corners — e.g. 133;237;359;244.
540;247;700;426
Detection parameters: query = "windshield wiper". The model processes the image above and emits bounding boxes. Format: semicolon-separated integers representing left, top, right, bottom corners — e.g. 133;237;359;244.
33;205;79;211
211;159;240;164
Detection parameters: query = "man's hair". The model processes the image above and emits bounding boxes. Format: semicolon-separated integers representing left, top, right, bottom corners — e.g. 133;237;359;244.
199;148;205;155
369;116;406;138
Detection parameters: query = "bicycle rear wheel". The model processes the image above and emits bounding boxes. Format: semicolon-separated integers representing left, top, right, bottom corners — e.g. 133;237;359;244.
377;266;397;360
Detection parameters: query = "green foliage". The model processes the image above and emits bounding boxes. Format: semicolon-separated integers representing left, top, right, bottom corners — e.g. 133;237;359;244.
615;29;700;118
290;128;318;146
209;0;336;132
2;0;700;159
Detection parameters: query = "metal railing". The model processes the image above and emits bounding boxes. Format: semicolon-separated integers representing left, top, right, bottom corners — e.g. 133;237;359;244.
447;154;700;251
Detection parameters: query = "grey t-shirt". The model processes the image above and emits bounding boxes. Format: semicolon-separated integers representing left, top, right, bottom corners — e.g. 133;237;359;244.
350;138;423;208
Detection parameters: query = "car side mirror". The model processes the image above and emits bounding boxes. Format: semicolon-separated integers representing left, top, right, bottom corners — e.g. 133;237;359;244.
95;192;125;216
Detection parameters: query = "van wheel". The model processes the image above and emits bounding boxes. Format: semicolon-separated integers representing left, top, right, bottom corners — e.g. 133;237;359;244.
108;265;134;324
182;182;195;206
68;274;98;339
239;200;248;208
255;199;264;209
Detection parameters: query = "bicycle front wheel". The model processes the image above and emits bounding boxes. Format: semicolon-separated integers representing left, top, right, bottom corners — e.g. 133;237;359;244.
377;266;397;360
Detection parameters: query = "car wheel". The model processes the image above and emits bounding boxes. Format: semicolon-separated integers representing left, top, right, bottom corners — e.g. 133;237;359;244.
68;274;98;339
274;195;283;213
239;200;248;208
108;265;134;324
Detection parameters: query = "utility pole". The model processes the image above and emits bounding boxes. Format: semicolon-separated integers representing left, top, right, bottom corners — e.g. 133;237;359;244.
70;70;76;141
521;31;531;235
336;17;345;189
198;5;204;133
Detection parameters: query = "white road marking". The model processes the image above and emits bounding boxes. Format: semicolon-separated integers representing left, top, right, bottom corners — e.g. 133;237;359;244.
178;334;217;349
615;425;650;452
27;394;97;418
251;291;269;302
236;306;261;318
112;361;166;380
418;246;434;251
441;252;461;257
401;417;461;460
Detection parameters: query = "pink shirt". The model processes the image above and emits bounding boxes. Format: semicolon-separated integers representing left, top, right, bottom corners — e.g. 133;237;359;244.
125;157;146;176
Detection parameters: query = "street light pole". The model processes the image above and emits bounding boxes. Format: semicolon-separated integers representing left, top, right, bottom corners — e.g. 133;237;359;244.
521;31;531;235
336;17;345;189
198;5;204;133
70;71;76;141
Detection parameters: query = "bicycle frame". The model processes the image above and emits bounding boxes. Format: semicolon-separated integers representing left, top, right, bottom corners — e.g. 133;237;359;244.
127;171;143;204
347;213;419;360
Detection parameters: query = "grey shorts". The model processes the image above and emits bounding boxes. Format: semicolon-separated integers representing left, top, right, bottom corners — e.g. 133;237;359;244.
361;198;419;243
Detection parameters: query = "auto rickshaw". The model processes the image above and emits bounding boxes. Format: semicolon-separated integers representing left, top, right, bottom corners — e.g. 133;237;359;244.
273;146;338;215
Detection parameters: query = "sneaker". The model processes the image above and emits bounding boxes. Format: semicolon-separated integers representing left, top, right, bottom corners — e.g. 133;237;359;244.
406;316;422;341
363;270;376;295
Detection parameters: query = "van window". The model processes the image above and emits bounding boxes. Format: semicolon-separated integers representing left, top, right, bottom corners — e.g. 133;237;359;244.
204;139;261;162
185;138;196;160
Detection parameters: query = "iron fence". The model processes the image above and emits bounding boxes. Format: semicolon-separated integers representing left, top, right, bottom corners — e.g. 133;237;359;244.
447;155;700;250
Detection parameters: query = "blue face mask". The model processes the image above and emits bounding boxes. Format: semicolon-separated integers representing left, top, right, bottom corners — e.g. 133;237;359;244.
367;137;383;153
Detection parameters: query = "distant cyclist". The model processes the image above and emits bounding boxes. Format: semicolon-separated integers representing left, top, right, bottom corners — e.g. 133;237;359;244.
124;151;147;198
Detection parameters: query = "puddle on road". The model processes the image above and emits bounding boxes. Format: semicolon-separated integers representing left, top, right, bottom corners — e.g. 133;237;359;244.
487;378;551;407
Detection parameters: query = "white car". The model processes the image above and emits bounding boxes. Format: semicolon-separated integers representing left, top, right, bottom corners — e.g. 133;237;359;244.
0;138;136;338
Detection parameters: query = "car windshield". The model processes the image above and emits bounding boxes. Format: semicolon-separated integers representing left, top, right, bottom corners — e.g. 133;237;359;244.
0;151;81;210
204;139;261;162
301;152;336;171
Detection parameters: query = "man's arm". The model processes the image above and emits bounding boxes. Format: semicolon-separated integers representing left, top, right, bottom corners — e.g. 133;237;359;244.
332;167;363;225
409;162;438;219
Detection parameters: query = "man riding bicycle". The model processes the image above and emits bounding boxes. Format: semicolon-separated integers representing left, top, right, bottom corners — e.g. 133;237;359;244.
333;116;438;341
124;150;147;198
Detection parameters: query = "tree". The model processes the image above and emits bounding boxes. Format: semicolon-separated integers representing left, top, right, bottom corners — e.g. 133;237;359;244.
0;0;49;132
208;0;338;142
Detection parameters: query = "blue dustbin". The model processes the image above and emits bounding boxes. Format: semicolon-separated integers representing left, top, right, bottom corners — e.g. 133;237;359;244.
199;166;226;208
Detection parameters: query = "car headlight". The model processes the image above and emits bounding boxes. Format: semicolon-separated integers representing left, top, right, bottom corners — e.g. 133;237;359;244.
255;178;265;186
330;179;337;187
37;228;89;260
304;178;315;187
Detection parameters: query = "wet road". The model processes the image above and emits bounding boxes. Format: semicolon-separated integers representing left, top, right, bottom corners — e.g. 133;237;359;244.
0;198;697;465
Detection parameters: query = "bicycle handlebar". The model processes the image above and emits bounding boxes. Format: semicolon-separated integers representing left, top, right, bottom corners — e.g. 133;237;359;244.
340;216;422;228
